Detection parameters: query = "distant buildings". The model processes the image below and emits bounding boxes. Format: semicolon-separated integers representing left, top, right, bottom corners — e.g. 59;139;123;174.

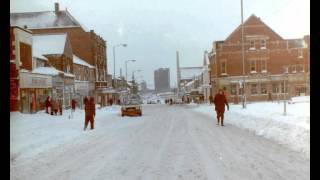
154;68;170;93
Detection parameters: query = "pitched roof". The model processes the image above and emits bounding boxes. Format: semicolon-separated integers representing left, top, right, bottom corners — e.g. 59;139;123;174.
73;55;95;68
33;34;67;55
32;66;75;77
10;10;81;29
224;14;283;42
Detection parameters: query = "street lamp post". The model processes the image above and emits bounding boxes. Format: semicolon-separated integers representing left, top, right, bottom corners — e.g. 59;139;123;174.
125;60;136;82
283;67;288;115
241;0;246;109
131;70;141;94
112;43;127;88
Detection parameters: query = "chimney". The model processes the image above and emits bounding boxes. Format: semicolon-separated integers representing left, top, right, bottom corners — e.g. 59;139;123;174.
54;2;59;14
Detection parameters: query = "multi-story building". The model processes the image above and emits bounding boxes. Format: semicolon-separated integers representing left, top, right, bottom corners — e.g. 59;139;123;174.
10;2;108;106
32;33;75;108
208;14;309;102
10;26;53;113
154;68;170;93
73;55;95;107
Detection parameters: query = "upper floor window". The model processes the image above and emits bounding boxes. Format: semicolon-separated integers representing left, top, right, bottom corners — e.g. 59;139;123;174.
249;40;255;50
220;61;226;74
297;64;304;72
291;65;296;73
250;60;256;72
298;49;303;58
260;39;266;49
261;59;267;72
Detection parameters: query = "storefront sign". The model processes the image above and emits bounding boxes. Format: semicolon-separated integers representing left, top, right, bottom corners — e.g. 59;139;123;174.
20;72;52;88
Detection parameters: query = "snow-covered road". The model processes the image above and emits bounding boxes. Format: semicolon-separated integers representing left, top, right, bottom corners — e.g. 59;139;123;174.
11;104;309;180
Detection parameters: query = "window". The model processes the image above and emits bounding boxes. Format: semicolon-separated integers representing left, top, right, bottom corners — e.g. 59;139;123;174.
260;83;267;94
280;82;288;93
249;40;255;50
291;65;296;73
260;39;266;49
283;66;289;73
20;42;32;70
261;59;267;72
230;84;237;95
298;49;303;58
272;83;278;93
251;84;257;95
220;61;226;74
297;64;304;72
250;60;256;72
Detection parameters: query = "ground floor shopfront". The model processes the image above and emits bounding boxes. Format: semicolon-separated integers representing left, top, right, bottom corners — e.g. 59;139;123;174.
211;73;309;103
19;72;52;113
73;80;95;109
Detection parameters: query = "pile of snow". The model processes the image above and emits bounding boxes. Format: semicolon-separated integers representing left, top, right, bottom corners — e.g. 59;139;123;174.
290;96;310;104
10;105;121;162
191;97;310;157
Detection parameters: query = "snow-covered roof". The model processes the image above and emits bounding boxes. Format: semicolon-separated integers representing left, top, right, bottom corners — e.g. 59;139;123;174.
73;55;95;68
32;66;75;78
10;10;81;29
33;34;67;55
180;67;203;80
33;52;48;61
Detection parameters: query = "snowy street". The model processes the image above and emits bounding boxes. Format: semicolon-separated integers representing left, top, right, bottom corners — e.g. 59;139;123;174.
10;104;309;180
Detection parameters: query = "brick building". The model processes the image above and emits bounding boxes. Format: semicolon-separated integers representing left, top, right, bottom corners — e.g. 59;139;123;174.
73;55;95;107
10;2;108;106
32;33;75;108
208;14;309;102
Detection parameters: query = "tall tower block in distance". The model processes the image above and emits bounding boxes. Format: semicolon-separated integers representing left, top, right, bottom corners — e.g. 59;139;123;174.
176;51;181;93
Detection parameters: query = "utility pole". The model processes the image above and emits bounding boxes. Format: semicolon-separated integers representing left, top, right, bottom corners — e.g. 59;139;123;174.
241;0;246;108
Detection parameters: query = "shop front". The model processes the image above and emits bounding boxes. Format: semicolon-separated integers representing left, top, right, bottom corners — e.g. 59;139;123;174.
19;72;52;113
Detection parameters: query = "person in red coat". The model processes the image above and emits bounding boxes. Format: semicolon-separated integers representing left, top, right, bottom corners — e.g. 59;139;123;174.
45;96;51;114
84;97;96;130
213;89;229;126
71;99;77;112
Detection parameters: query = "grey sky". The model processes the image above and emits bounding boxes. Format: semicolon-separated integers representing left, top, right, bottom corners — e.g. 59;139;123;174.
11;0;309;89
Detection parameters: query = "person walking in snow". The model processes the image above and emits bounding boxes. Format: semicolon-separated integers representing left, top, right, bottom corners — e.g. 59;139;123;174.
51;99;59;115
45;96;51;114
214;89;229;126
84;97;96;130
71;99;77;112
58;99;63;115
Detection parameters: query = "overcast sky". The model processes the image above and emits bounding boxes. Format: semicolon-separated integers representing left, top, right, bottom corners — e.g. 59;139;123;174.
11;0;309;89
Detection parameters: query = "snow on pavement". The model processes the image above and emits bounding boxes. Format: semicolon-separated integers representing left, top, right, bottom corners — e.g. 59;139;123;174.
10;104;309;180
190;96;310;158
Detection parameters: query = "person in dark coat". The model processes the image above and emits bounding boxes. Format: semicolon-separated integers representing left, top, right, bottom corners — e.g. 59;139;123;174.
84;97;96;130
58;99;63;115
51;99;58;115
45;96;51;114
213;89;229;126
109;99;113;106
71;99;77;112
83;96;89;109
